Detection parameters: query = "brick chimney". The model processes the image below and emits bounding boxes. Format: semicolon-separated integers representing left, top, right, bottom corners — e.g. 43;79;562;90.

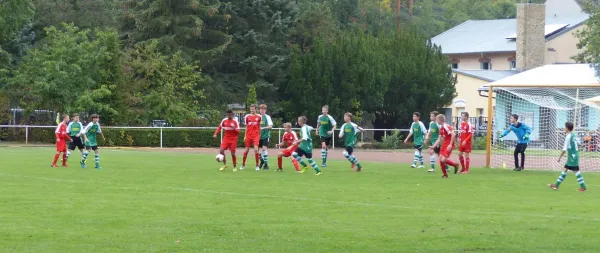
516;3;545;71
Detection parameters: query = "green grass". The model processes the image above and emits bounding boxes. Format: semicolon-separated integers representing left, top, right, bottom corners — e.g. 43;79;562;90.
1;147;599;253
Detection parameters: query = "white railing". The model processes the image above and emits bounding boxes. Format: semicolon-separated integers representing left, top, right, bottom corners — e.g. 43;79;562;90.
0;125;490;148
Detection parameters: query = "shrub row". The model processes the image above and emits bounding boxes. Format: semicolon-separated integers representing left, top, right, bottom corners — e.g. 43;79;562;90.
0;127;488;150
1;128;325;148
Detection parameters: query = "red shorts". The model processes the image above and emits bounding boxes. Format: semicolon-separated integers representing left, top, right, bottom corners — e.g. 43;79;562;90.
280;146;298;157
440;144;455;158
459;142;472;153
56;141;66;152
245;136;260;147
220;139;238;152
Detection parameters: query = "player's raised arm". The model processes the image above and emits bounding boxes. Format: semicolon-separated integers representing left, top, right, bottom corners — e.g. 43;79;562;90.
213;119;224;138
404;123;414;144
330;115;337;135
338;123;346;138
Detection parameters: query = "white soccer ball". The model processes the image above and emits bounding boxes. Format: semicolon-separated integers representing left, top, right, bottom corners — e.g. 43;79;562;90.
216;154;225;162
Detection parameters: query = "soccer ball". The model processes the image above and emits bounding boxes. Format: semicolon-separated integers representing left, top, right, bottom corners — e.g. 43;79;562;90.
216;154;224;162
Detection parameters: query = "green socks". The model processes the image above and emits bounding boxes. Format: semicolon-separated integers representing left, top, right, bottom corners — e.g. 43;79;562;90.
576;171;586;189
555;171;567;187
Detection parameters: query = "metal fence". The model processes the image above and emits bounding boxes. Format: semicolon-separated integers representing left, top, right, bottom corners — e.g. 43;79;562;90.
0;125;490;149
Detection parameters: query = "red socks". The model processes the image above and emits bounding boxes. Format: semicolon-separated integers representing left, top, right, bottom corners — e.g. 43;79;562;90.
222;155;227;166
52;154;60;166
445;159;458;167
232;155;237;168
466;157;470;172
255;153;259;167
62;153;67;166
243;152;248;166
459;155;465;171
278;157;283;169
292;158;300;171
439;161;448;176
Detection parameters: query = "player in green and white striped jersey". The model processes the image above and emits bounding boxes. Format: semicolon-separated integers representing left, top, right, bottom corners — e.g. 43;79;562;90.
404;112;427;168
548;122;587;192
66;114;86;161
81;114;105;169
338;112;364;172
424;111;445;173
317;105;337;168
292;116;322;175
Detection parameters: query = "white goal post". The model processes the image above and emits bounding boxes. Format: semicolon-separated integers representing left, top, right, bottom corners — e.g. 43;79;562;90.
485;84;600;171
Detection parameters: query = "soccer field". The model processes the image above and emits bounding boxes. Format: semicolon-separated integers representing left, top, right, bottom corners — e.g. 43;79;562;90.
1;147;599;253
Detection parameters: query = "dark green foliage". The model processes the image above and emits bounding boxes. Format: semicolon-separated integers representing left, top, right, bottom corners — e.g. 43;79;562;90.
285;28;455;127
575;0;600;75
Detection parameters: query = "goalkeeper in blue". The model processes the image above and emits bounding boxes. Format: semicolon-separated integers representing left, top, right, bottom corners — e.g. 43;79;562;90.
338;112;364;172
498;114;532;171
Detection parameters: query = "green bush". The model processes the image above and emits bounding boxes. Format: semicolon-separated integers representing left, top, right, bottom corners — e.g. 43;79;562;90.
382;130;403;149
2;127;326;148
472;136;487;150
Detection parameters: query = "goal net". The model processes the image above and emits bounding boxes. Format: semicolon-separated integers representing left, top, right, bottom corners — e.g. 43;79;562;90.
490;86;600;171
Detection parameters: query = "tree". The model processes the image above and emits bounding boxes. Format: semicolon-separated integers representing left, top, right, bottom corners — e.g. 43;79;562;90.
575;0;600;75
121;39;207;125
0;0;35;87
246;83;258;108
284;27;455;130
121;0;232;62
8;24;119;118
202;0;300;106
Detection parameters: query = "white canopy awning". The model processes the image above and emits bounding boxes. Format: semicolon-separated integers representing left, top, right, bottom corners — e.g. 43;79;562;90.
478;64;600;92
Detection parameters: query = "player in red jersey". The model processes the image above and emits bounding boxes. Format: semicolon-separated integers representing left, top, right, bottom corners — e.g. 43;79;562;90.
213;109;240;171
275;123;301;172
458;112;473;174
241;104;262;170
51;115;73;167
431;114;460;178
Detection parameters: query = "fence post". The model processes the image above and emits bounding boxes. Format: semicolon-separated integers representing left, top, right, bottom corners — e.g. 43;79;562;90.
384;130;387;139
278;129;281;147
160;127;163;148
332;129;335;150
25;126;29;145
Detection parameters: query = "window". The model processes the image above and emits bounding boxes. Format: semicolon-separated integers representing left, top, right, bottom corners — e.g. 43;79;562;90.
509;60;516;70
477;108;484;117
481;62;492;70
451;63;458;69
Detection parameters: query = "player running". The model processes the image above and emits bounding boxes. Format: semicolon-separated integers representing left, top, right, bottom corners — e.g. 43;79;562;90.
498;114;532;171
51;115;73;168
213;109;240;171
548;122;587;192
66;114;85;161
81;114;105;169
241;104;262;171
339;112;364;172
458;112;473;174
258;104;273;170
424;111;443;173
275;123;301;172
292;116;322;175
317;105;337;167
432;114;460;178
404;112;427;168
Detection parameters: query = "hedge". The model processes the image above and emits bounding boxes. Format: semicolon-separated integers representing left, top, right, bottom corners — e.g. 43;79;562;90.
1;128;325;148
1;127;489;150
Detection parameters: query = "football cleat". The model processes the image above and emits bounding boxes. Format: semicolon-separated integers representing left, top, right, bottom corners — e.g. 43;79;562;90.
418;165;424;169
50;164;58;168
80;161;86;169
579;187;587;192
255;166;260;171
548;184;558;190
453;165;459;174
410;164;417;168
300;167;308;173
442;175;448;178
219;165;228;171
315;172;323;176
321;163;327;168
239;166;245;170
427;168;434;173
